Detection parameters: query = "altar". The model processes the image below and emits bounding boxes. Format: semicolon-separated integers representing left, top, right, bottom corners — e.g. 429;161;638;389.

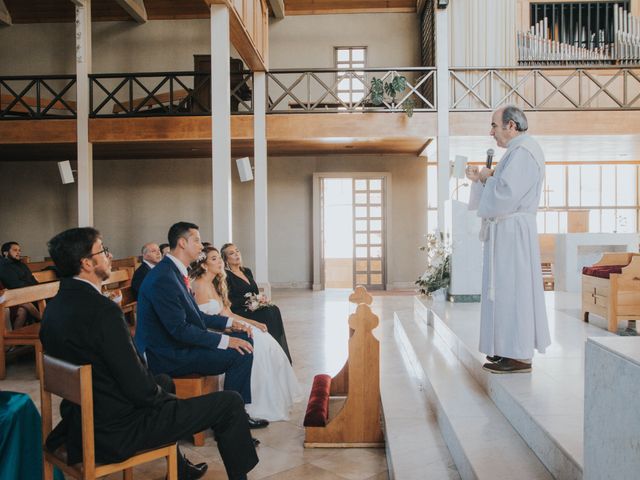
554;233;640;292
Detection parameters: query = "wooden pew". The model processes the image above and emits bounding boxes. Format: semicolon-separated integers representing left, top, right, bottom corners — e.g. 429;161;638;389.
0;282;59;379
303;286;383;448
33;270;58;284
330;285;373;396
26;260;55;273
0;94;76;115
582;252;640;333
111;256;139;285
102;269;137;332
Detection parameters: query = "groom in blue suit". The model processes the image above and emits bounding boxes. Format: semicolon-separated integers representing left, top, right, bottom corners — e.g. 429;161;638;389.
135;222;267;428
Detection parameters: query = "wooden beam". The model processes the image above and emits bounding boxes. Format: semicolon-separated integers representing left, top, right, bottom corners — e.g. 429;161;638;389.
206;0;268;71
0;120;76;144
268;0;285;18
114;0;148;24
0;0;12;26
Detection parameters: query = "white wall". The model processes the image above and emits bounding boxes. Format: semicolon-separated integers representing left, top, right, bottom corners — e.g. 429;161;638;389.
269;13;420;68
0;155;427;288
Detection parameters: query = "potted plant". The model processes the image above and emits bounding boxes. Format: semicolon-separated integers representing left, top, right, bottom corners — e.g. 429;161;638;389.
370;74;415;117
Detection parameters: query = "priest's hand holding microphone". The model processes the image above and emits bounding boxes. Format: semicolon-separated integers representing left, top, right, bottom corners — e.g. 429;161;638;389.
465;149;495;184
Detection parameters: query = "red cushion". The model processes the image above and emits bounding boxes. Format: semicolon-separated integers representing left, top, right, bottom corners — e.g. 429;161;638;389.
303;374;332;427
582;265;624;279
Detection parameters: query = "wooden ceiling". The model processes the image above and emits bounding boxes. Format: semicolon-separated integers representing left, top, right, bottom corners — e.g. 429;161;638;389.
4;0;210;23
4;0;416;23
284;0;416;15
0;137;429;161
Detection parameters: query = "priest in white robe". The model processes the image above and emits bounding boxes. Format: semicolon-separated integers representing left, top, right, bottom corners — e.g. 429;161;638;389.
466;105;551;374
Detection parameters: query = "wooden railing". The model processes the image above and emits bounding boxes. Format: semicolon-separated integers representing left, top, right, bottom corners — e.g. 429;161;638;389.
450;66;640;111
0;75;76;119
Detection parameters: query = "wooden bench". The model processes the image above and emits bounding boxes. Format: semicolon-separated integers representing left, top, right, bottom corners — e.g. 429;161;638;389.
303;286;383;448
582;252;640;333
0;282;59;379
102;269;137;332
25;259;55;273
32;270;58;284
172;375;219;446
0;94;76;116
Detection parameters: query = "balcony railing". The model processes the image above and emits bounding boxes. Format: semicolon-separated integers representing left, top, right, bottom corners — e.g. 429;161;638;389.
450;66;640;111
0;75;76;119
3;66;640;120
266;68;436;113
89;71;253;117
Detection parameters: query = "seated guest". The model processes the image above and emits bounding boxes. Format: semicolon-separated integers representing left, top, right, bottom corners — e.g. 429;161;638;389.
131;242;162;300
192;247;301;421
135;222;269;429
159;243;170;257
40;227;258;480
221;243;292;363
0;241;41;329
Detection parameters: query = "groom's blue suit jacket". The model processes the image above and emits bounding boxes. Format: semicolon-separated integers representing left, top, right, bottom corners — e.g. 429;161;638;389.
135;256;229;374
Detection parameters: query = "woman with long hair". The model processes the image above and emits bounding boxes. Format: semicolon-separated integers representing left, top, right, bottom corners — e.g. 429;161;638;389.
191;247;301;421
220;243;291;363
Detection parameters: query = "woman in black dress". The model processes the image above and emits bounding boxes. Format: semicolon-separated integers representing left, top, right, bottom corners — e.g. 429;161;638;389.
221;243;292;363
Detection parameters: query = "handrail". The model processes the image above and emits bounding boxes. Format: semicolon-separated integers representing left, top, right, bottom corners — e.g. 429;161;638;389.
0;75;77;119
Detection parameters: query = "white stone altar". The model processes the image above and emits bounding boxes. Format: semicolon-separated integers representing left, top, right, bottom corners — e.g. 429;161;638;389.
584;337;640;480
445;199;483;301
554;233;639;292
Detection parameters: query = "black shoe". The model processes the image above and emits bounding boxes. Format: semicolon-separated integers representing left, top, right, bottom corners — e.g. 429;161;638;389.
178;456;208;480
247;415;269;429
482;358;532;374
252;437;260;447
486;355;502;363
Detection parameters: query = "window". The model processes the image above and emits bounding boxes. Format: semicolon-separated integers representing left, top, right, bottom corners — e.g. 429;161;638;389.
425;162;640;234
335;47;367;105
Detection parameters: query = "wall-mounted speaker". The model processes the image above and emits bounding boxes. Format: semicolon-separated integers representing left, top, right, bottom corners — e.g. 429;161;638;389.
236;157;254;182
57;160;75;184
452;155;468;179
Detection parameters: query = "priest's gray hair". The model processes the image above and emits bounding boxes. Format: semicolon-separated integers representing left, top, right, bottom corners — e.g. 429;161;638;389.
501;105;528;132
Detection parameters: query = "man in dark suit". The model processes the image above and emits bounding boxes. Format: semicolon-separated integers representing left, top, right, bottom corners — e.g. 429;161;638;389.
135;222;268;429
0;241;41;328
131;242;162;300
40;227;258;480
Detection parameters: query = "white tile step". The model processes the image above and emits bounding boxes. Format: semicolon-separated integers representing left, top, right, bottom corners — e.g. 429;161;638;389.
380;315;460;480
394;310;553;480
416;297;585;480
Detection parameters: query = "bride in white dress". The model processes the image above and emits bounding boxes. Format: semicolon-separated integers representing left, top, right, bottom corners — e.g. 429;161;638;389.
191;247;301;421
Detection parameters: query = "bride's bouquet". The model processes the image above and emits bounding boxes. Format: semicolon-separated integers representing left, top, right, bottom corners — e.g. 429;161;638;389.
244;292;273;312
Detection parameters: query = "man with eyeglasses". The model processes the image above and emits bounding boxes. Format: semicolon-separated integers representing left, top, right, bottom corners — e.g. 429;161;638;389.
40;227;257;480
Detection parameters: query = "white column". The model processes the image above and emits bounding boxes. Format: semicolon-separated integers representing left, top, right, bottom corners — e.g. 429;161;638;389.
211;4;232;246
253;71;270;296
75;0;93;227
436;6;450;232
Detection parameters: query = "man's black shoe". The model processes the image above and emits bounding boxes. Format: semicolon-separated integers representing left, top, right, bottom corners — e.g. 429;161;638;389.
482;358;531;374
253;437;260;447
486;355;502;363
178;455;208;480
247;415;269;429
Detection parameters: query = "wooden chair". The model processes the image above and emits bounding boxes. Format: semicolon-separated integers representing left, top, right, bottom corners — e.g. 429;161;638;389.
173;375;219;446
303;286;383;448
40;353;178;480
0;282;59;379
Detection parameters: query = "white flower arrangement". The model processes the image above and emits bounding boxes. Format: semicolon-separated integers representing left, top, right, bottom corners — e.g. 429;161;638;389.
415;232;451;295
244;292;273;312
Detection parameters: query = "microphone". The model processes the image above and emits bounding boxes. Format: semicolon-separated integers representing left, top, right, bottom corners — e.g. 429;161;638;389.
485;148;495;169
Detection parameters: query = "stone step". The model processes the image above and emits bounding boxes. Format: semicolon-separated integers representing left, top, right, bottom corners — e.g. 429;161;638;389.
415;297;583;480
380;313;460;479
394;309;553;480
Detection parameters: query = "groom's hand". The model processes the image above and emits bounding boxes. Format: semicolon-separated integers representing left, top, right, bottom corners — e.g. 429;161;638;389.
230;319;253;338
228;337;254;354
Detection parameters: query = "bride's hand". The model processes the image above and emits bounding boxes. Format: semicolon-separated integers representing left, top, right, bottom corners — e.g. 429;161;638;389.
247;320;268;332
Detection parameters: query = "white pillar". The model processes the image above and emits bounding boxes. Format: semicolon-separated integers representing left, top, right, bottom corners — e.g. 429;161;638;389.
253;72;270;296
75;0;93;227
211;4;232;246
436;6;450;232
